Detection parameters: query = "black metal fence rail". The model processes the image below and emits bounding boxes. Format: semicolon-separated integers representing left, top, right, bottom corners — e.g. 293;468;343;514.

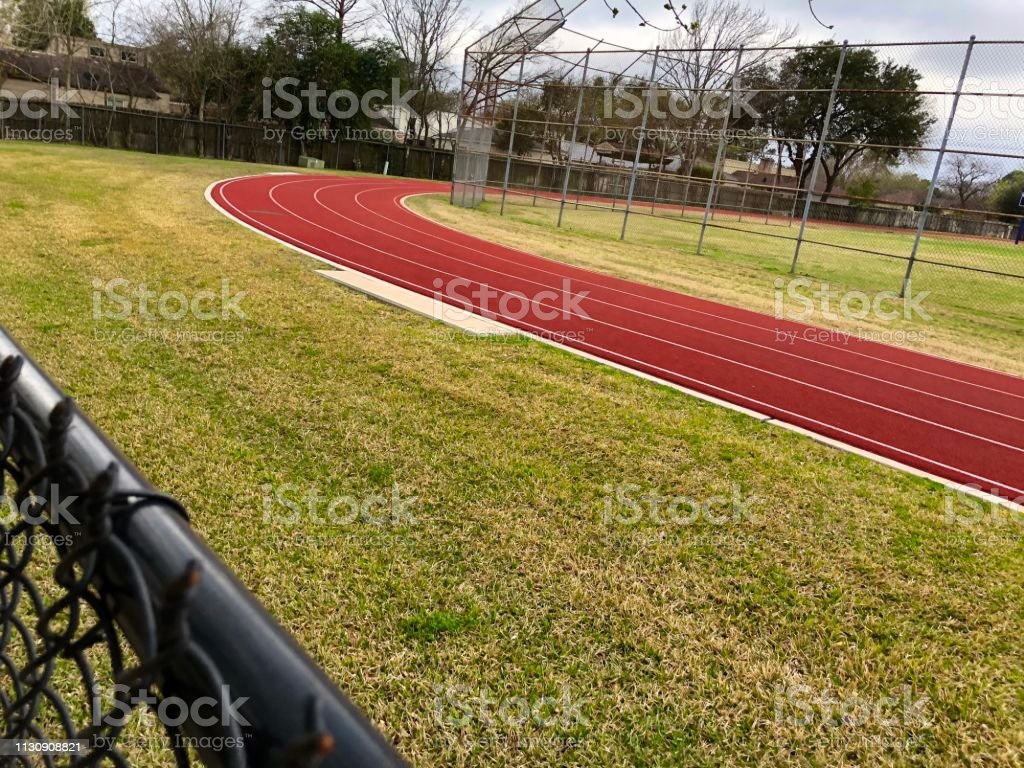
0;327;408;767
0;100;454;182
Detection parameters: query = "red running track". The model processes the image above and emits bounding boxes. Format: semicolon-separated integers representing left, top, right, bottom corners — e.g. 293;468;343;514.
208;174;1024;501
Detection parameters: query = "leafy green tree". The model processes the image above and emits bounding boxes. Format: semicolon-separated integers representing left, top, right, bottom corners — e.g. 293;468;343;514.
768;42;934;202
12;0;95;51
493;103;541;156
253;9;405;133
144;0;246;122
841;163;929;207
845;175;878;209
987;170;1024;215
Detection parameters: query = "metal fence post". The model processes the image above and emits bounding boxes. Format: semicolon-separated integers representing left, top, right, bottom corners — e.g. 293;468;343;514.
901;36;976;297
576;125;592;209
621;47;661;240
790;41;848;273
532;91;554;207
451;50;471;205
697;46;746;255
651;139;667;214
0;329;410;768
738;137;755;222
500;56;528;216
611;141;627;209
558;49;591;227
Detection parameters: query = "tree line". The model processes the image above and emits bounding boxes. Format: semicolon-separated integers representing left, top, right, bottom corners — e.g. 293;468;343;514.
1;0;474;140
2;0;1020;212
487;0;1021;216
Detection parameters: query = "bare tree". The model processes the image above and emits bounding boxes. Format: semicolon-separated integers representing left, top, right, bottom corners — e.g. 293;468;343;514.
658;0;797;93
941;154;995;209
11;0;95;52
272;0;364;41
1;0;17;35
141;0;246;121
459;1;564;126
373;0;471;141
656;0;797;179
9;0;98;93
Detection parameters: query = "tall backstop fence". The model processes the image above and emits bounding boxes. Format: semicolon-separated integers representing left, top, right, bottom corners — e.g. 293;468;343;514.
0;101;454;182
0;327;408;766
453;38;1024;311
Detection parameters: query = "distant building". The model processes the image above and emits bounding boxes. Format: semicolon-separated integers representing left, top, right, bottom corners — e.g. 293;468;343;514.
593;140;670;168
378;102;457;148
0;36;175;114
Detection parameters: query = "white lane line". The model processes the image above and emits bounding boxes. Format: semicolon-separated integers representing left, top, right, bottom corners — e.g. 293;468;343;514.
310;184;1024;425
262;178;1023;454
207;176;1024;496
233;173;1024;404
396;186;1024;401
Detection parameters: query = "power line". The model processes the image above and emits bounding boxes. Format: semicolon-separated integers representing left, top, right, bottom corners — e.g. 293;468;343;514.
808;0;834;30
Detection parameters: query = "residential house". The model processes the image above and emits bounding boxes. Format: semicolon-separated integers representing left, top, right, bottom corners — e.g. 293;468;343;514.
0;36;175;114
378;102;458;147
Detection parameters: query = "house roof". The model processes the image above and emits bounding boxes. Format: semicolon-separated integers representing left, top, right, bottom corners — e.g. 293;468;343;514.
593;140;666;165
0;47;169;99
726;169;828;192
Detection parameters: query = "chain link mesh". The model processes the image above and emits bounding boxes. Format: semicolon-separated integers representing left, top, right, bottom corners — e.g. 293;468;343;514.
455;39;1024;314
0;334;405;767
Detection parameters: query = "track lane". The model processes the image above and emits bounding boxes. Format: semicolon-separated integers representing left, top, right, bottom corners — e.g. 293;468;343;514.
328;186;1024;429
208;174;1024;500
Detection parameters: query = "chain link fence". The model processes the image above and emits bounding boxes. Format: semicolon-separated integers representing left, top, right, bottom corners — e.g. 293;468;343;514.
0;328;408;767
453;37;1024;313
0;100;454;181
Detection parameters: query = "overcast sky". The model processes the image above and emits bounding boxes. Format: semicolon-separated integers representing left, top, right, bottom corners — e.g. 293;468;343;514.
459;0;1023;172
470;0;1019;48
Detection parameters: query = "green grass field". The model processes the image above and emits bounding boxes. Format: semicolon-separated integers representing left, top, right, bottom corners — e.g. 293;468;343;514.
411;189;1024;377
2;142;1023;766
